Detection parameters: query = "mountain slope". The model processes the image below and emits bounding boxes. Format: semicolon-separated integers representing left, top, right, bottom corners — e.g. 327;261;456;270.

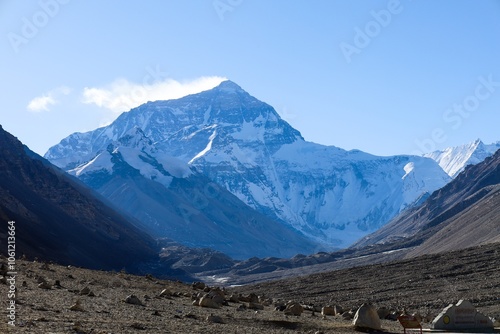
353;148;500;255
64;127;317;259
0;125;158;271
45;80;451;248
424;139;500;177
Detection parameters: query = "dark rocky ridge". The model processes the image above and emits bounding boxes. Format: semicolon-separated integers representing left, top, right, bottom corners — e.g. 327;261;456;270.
0;125;157;271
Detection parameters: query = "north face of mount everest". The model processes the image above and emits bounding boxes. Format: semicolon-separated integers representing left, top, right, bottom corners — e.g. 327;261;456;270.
46;80;459;257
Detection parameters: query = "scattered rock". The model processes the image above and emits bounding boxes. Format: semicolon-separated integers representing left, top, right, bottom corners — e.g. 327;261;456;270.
206;314;224;323
125;295;143;306
192;282;205;290
79;286;91;295
38;281;52;290
130;322;146;330
159;288;171;297
69;300;84;312
353;303;382;331
185;312;197;319
228;294;240;303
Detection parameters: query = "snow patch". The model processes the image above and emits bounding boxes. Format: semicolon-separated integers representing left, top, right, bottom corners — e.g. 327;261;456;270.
188;129;217;164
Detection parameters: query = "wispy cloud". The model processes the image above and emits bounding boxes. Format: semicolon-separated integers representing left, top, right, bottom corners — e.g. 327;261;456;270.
27;86;72;112
81;76;227;113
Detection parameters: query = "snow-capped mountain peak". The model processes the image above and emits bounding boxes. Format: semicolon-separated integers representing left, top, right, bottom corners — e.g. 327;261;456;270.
46;80;451;249
424;139;500;177
213;80;246;93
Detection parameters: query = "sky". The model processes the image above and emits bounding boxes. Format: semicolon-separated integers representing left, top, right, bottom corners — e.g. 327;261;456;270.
1;0;499;157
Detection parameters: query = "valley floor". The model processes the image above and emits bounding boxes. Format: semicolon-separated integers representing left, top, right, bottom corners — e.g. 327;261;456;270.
1;242;499;333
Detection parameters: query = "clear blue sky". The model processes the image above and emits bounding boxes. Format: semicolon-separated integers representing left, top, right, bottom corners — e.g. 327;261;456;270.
1;0;499;156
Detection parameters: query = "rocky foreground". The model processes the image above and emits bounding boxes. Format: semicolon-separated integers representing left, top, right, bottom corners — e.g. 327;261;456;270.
1;243;500;333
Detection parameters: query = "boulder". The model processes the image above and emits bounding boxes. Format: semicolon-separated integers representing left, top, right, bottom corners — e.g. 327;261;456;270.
284;302;303;316
199;295;221;309
322;306;336;316
125;295;143;306
353;303;382;331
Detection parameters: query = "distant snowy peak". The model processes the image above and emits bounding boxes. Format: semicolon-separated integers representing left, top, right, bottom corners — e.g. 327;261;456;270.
424;139;500;177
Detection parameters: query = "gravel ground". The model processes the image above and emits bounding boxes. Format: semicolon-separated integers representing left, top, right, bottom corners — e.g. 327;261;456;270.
1;242;499;333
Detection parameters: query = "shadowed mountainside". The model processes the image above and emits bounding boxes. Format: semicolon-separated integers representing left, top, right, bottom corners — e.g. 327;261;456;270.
0;125;158;271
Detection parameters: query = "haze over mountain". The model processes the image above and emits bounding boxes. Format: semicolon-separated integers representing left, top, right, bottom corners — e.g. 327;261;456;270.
46;81;451;251
353;148;500;256
0;125;157;271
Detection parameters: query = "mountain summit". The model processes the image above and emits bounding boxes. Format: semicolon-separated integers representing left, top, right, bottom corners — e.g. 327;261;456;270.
424;139;500;177
46;81;450;250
